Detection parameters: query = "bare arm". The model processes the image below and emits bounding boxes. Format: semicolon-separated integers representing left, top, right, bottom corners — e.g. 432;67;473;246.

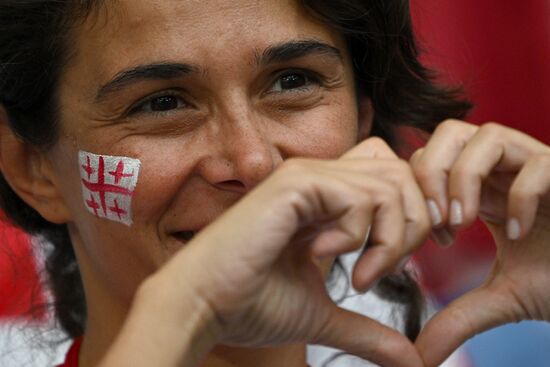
98;274;221;367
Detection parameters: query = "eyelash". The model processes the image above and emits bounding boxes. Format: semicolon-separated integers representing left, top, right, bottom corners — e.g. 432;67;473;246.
128;90;188;117
266;69;324;95
127;69;325;117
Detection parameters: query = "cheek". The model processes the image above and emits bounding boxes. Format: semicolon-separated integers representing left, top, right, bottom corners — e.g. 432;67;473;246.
281;101;359;159
130;148;191;221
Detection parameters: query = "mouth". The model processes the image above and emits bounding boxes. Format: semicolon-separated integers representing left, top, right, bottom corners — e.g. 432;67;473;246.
168;220;211;244
172;230;197;242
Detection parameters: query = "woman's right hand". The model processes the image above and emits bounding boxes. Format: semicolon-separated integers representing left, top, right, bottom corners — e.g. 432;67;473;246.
107;137;431;367
102;138;431;367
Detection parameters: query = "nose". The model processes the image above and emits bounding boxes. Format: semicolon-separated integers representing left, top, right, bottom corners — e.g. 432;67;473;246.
195;109;283;194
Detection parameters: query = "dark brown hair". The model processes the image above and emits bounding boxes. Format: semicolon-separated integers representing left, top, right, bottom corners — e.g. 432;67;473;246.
0;0;470;341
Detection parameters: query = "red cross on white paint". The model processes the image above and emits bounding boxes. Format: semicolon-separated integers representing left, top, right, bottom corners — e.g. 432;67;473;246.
79;151;141;226
85;195;100;217
109;199;127;220
109;160;135;184
81;155;95;180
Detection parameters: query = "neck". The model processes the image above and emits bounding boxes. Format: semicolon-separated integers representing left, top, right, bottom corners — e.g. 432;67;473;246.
80;300;308;367
74;244;308;367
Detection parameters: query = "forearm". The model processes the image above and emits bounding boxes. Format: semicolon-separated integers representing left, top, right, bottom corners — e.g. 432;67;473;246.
98;275;221;367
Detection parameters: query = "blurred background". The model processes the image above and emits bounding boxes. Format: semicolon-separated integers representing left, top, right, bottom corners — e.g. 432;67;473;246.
1;1;549;366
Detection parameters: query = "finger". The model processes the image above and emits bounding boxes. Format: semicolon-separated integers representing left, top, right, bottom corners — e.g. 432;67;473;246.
411;148;458;246
341;136;399;160
408;147;424;167
410;120;477;229
315;306;424;367
306;165;406;288
309;175;396;261
448;123;550;230
392;162;432;253
351;180;406;290
416;285;523;367
478;178;508;224
347;158;431;255
506;153;550;240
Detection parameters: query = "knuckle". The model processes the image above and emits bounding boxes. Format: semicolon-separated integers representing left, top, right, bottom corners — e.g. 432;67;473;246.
365;136;389;147
478;122;505;139
437;118;464;133
435;119;478;141
412;163;435;184
409;148;424;167
364;136;393;153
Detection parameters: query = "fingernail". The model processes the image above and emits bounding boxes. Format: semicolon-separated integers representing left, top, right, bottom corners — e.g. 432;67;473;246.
507;218;521;240
426;199;443;227
449;199;463;226
431;227;454;247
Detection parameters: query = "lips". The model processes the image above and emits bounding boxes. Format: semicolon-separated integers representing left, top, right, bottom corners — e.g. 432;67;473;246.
168;217;217;244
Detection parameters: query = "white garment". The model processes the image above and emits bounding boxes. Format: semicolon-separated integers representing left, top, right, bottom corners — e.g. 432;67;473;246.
0;319;70;367
306;247;469;367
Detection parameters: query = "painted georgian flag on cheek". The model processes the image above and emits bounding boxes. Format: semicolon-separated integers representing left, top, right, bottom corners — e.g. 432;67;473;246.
78;151;141;226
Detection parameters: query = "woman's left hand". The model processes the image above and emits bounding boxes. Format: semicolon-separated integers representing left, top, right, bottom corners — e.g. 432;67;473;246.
409;120;550;366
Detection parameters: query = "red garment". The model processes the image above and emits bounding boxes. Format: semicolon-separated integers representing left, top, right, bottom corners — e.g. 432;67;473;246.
57;337;82;367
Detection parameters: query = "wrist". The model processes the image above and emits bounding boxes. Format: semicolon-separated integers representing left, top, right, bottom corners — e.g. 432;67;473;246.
100;274;221;367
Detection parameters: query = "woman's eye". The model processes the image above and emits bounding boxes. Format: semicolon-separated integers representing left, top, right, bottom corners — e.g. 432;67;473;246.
130;94;186;115
150;96;180;111
270;71;319;93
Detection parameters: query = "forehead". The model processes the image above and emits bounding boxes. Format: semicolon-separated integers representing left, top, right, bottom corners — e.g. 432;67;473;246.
68;0;344;84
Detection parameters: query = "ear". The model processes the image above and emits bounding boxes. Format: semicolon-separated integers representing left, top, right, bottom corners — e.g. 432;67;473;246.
356;95;374;142
0;107;71;224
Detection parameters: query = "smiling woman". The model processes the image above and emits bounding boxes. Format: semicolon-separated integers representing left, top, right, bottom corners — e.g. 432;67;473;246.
0;0;493;367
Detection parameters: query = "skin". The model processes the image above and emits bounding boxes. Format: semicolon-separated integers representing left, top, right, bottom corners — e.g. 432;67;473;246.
57;1;363;365
1;1;427;366
0;1;549;367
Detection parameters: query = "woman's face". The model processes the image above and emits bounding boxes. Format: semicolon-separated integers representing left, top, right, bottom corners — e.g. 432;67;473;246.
48;0;369;303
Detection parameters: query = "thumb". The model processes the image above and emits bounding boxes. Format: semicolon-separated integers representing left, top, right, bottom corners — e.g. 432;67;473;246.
416;285;522;366
314;306;424;367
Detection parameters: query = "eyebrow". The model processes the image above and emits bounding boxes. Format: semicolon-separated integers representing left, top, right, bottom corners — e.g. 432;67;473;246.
257;39;343;66
95;62;197;103
94;40;343;103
